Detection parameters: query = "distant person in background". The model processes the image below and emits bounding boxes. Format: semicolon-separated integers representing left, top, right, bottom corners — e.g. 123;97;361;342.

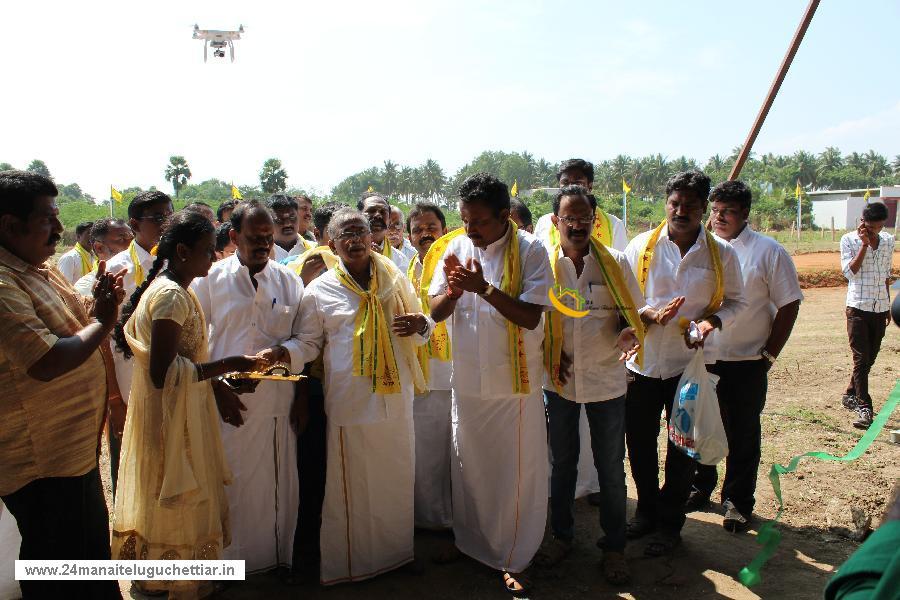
184;201;216;225
214;221;236;261
358;192;411;272
269;194;312;260
688;180;803;533
839;201;894;429
56;220;94;283
0;170;124;600
73;218;133;296
217;199;240;225
509;198;533;233
533;158;628;251
388;205;417;263
295;194;316;245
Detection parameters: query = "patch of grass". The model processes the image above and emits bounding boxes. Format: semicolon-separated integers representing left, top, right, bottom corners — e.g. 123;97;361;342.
780;405;841;430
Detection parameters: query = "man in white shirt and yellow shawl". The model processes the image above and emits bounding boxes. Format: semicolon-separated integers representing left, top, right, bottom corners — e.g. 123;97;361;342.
358;192;411;273
405;203;453;530
294;208;434;585
428;173;553;595
192;201;305;574
622;170;747;557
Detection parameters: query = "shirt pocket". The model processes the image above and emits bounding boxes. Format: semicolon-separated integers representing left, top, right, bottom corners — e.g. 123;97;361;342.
683;265;716;307
263;302;298;336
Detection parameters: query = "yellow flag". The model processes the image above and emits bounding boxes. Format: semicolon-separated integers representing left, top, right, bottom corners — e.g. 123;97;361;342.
863;189;871;203
795;181;802;200
111;186;123;203
511;179;518;197
231;184;243;200
622;178;631;194
366;185;374;193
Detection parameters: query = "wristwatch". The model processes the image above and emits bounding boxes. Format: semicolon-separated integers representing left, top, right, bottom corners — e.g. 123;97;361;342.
760;349;777;365
478;283;495;298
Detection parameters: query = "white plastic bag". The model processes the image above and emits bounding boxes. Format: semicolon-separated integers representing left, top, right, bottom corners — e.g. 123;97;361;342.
668;349;728;466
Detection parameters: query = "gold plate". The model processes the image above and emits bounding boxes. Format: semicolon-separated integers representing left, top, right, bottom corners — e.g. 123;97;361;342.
222;363;304;382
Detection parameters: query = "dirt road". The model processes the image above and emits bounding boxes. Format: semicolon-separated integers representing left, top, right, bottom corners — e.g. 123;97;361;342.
792;251;900;272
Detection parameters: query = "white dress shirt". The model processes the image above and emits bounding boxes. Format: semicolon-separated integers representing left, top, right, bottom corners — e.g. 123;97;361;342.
107;242;154;299
56;248;88;284
377;239;411;273
544;245;647;402
294;262;434;426
624;224;747;380
841;230;895;313
429;225;553;400
534;211;629;252
192;253;306;416
714;226;804;362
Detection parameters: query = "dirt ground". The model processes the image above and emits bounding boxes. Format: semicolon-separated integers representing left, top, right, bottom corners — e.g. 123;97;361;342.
91;285;899;600
792;250;900;272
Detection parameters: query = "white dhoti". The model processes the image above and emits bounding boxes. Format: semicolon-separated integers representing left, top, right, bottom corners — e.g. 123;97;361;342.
413;389;453;529
221;412;298;573
575;410;600;499
451;391;548;573
0;501;21;600
320;401;415;585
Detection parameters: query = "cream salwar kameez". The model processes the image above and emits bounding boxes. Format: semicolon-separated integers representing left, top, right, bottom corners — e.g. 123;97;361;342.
112;278;231;599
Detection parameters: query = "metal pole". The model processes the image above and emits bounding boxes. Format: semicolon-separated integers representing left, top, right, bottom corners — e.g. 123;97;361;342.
729;0;820;180
622;191;628;231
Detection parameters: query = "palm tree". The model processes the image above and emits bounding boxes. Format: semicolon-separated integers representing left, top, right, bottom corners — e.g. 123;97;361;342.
398;166;414;202
863;150;888;179
817;147;842;186
845;151;865;171
705;154;725;173
421;159;446;203
26;159;52;179
892;155;900;178
259;158;288;193
164;156;191;197
382;161;398;198
790;150;817;188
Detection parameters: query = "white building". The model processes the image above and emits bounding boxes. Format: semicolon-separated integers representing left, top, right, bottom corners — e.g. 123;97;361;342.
809;186;898;229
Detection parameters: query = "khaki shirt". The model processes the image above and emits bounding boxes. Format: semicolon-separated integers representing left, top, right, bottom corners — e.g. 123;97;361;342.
0;246;106;496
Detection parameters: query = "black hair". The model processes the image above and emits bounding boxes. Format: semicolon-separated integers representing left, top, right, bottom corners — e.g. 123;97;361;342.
553;185;597;215
313;201;346;236
556;159;595;184
267;194;298;212
216;199;239;222
75;221;94;237
0;170;58;220
357;191;389;211
457;172;510;217
709;180;752;210
665;169;711;202
230;200;274;233
294;194;313;207
407;203;447;233
509;199;533;228
215;222;233;252
127;190;172;220
862;201;889;222
113;211;214;358
89;218;129;246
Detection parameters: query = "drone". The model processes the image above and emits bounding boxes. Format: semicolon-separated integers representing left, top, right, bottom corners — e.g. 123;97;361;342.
193;24;244;62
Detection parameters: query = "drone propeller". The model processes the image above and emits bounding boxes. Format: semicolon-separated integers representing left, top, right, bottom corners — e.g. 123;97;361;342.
229;39;235;62
203;40;208;63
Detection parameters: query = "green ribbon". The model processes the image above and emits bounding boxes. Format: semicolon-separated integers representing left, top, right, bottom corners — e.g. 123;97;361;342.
739;379;900;588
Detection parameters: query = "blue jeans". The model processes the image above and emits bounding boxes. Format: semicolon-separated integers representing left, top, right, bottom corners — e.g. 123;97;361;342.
545;390;626;551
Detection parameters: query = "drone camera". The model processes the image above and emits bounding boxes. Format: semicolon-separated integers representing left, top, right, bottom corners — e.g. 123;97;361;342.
214;49;225;58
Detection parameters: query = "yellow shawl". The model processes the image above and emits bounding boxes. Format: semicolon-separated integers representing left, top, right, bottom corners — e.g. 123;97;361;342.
287;245;338;276
637;222;724;319
333;251;426;395
406;245;455;386
74;242;95;277
543;237;646;392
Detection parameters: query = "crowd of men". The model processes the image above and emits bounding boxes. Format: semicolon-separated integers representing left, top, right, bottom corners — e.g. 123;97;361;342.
0;158;895;598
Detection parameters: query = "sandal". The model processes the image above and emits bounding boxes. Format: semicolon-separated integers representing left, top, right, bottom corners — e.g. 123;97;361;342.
534;537;571;568
502;571;532;596
643;532;682;557
601;551;631;585
626;514;657;539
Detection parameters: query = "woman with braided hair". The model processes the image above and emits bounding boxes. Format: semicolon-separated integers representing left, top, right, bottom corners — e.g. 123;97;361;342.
110;211;269;599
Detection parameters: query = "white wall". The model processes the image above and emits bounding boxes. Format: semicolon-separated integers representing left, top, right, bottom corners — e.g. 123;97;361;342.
812;199;848;229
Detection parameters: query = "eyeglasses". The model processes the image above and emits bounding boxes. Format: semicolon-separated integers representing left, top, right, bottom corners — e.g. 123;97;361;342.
709;207;741;218
137;212;173;224
274;215;298;225
336;230;370;241
388;222;404;230
558;215;594;226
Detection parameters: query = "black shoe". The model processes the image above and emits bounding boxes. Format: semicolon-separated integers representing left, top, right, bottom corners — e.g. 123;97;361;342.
722;500;752;533
625;514;657;539
587;492;603;507
841;394;859;410
852;406;873;429
684;489;711;512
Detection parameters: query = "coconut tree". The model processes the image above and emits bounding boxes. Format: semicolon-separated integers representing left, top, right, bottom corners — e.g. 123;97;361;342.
164;156;191;197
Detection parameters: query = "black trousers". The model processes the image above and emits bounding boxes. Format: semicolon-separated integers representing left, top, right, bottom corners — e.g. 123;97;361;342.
625;371;697;534
1;467;121;600
693;359;768;516
845;307;889;407
292;377;327;571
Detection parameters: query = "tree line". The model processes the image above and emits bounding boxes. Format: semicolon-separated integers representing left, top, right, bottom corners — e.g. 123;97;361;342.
4;147;898;234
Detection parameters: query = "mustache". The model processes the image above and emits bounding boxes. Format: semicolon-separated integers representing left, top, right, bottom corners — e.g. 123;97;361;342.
48;234;61;245
418;236;436;246
369;217;386;228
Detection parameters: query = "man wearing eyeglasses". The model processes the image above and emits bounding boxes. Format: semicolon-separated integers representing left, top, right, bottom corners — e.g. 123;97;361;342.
105;191;173;492
388;205;417;265
688;180;802;533
269;194;315;261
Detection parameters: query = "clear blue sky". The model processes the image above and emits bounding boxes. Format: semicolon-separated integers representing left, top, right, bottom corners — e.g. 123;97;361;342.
2;0;899;199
